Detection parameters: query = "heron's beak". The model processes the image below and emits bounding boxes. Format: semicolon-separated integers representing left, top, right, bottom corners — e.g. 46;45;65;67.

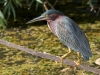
26;16;49;24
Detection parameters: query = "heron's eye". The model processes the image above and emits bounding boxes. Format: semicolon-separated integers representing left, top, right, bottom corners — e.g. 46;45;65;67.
45;14;48;17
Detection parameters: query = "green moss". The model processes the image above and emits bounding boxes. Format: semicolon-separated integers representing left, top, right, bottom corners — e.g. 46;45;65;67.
0;15;100;75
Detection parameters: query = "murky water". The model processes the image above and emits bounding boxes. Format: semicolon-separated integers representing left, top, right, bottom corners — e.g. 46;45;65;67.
0;20;100;75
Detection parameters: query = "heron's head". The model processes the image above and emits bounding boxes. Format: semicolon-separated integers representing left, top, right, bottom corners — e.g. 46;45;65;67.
26;9;64;24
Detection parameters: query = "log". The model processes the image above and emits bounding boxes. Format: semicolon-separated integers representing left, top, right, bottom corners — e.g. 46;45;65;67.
0;39;100;74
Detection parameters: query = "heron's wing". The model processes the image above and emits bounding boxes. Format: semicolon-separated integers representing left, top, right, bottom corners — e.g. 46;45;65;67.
56;16;92;58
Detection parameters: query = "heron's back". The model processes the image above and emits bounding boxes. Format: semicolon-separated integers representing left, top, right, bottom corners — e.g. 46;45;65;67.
55;16;92;60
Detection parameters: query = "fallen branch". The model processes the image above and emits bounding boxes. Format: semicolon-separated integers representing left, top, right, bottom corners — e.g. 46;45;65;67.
0;39;100;74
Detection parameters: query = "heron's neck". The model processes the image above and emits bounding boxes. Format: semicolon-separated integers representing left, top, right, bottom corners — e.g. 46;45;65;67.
47;21;57;35
47;16;64;36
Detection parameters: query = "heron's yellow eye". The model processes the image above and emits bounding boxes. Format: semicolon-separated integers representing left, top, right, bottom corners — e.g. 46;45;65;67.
45;14;48;17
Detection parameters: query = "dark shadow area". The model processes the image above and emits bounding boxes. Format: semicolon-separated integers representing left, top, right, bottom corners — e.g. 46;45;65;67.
5;1;99;29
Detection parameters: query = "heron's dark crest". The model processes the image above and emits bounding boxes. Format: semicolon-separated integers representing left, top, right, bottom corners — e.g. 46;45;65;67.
42;9;64;16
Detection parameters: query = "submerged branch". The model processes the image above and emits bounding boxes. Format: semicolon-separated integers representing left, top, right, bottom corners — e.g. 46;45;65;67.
0;39;100;74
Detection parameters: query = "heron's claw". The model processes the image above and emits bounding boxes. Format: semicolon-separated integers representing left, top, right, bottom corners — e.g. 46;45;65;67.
59;56;65;66
74;60;81;70
74;61;80;66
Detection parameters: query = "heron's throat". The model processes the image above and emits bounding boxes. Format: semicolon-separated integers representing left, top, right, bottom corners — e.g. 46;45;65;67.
47;21;57;35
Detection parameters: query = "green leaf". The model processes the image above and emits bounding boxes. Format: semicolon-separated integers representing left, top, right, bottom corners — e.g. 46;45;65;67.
0;17;4;25
7;6;11;20
0;11;4;19
36;0;43;4
13;0;18;8
0;11;7;29
3;1;10;15
10;3;16;19
4;0;8;6
29;0;35;8
87;0;93;7
16;0;22;7
0;18;6;29
36;2;39;10
13;0;22;8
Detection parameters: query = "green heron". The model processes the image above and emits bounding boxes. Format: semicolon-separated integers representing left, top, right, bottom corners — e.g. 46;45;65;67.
26;9;92;65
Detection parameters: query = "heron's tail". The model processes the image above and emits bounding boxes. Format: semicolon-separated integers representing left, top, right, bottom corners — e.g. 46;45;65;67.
82;55;89;61
81;50;92;61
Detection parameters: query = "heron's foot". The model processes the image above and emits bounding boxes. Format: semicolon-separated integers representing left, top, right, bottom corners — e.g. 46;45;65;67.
53;56;64;66
59;48;71;66
59;53;70;66
59;56;64;66
74;61;80;66
59;56;65;66
74;60;81;70
73;52;81;70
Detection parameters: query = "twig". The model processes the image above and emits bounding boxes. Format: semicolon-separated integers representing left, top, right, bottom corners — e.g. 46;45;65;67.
90;6;96;13
43;0;54;10
53;0;59;7
26;0;30;7
43;1;48;10
96;6;100;16
46;0;54;9
0;39;100;74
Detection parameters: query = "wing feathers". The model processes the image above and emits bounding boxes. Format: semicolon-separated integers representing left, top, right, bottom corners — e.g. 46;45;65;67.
56;16;92;60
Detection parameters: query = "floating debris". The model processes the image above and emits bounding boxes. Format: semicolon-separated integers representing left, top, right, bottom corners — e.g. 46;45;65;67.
95;58;100;65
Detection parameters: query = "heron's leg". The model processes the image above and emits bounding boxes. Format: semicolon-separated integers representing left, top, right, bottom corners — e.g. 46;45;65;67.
74;52;81;69
60;47;71;64
76;52;81;66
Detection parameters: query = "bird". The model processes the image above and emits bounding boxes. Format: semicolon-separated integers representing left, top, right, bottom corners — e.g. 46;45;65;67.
26;9;92;66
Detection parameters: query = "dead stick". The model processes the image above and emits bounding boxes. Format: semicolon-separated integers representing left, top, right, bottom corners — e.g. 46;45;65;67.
44;2;48;10
45;0;54;9
53;0;59;7
96;6;100;16
0;39;100;74
44;0;54;11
